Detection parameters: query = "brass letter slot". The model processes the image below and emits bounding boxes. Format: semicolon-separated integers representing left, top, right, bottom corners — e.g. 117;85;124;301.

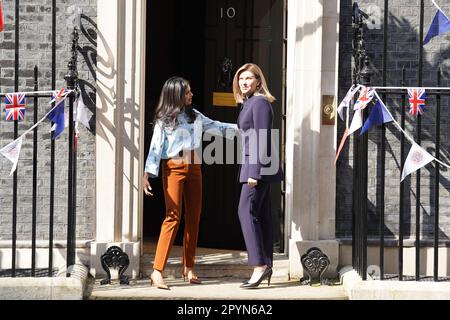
213;92;237;107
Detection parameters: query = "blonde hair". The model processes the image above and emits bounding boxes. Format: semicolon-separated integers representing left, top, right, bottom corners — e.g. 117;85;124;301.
232;63;275;104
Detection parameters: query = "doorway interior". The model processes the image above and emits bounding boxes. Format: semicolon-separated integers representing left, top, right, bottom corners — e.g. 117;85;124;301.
143;0;285;252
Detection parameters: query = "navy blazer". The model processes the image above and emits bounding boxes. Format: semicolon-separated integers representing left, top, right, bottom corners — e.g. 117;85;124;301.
237;95;284;183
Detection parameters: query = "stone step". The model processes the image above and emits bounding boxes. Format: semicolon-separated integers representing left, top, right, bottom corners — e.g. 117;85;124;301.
88;277;348;300
88;246;347;300
140;247;290;281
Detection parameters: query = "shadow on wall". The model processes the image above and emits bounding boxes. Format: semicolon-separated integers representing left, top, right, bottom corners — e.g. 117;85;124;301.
337;0;450;240
86;10;140;158
78;14;98;134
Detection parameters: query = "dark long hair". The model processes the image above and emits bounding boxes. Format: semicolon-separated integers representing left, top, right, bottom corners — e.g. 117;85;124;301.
153;76;196;128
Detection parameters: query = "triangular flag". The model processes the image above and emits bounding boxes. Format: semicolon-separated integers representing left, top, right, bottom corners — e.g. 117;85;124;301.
4;92;26;121
401;143;435;182
353;86;375;111
424;1;450;45
0;1;4;33
360;99;393;135
348;109;363;135
335;128;349;165
407;88;426;116
337;85;361;121
47;89;68;139
49;87;69;104
0;137;23;175
76;94;91;130
336;109;364;165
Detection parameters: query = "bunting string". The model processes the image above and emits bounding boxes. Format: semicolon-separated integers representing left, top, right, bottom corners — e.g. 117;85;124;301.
372;86;450;91
0;89;81;175
0;89;74;140
20;93;72;138
372;90;450;170
336;84;450;180
0;90;60;96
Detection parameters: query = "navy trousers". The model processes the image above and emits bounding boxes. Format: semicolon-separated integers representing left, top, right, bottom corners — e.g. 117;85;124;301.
238;181;273;267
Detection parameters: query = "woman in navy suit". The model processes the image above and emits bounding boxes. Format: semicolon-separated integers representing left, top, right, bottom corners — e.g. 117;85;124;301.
233;63;283;288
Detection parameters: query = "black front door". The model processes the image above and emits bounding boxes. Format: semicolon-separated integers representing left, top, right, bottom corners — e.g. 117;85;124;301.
144;0;207;242
144;0;284;251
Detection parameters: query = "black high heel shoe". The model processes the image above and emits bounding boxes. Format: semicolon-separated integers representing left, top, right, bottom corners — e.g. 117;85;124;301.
240;267;273;289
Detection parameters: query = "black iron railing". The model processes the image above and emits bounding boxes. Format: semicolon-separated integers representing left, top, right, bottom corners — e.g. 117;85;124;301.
0;1;78;278
352;2;370;281
351;1;450;282
65;27;79;276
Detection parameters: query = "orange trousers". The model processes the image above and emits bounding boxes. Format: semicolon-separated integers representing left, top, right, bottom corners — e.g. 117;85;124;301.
153;154;202;272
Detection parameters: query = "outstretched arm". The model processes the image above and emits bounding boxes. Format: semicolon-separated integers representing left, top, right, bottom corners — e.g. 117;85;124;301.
197;110;238;139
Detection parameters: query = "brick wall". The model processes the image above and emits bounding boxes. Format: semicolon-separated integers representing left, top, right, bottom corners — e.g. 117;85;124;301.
337;0;450;240
0;0;97;241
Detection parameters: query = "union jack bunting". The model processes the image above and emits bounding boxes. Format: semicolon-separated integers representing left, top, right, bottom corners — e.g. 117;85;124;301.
47;88;70;139
407;88;426;116
5;93;26;121
51;87;69;105
353;86;375;111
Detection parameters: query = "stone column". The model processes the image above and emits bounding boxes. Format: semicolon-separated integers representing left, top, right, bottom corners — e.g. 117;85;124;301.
286;0;340;279
91;0;146;279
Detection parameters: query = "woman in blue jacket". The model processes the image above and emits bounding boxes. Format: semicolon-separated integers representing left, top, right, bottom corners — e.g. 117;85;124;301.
233;63;283;289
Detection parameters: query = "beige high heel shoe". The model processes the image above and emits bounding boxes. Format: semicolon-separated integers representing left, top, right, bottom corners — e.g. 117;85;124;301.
150;272;170;290
182;268;202;284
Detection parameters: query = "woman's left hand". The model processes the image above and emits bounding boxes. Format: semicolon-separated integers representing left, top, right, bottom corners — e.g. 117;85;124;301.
247;178;258;187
